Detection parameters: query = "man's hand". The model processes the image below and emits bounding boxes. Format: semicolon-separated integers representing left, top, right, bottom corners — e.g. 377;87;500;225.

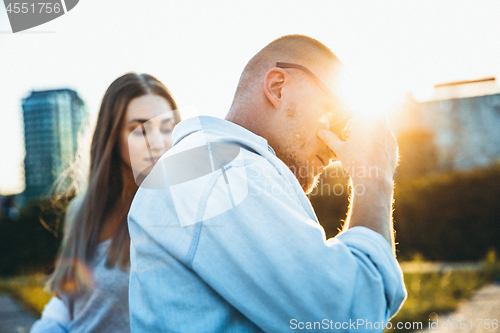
318;117;398;182
317;117;398;251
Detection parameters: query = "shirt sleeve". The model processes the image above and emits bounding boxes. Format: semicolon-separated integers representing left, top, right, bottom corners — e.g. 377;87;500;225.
29;297;70;333
186;158;407;332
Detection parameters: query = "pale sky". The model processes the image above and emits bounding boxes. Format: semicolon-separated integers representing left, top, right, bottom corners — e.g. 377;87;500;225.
1;0;500;194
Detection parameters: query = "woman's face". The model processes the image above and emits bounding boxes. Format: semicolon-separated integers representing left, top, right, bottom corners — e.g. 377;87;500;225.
120;94;175;184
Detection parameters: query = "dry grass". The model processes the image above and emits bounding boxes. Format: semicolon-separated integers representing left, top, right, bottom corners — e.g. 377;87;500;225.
0;273;53;317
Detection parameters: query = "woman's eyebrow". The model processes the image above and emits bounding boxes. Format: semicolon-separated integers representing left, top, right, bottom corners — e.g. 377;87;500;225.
128;118;149;124
129;115;174;124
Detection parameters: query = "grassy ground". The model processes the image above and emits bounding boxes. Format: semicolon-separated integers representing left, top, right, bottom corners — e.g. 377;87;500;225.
385;260;500;332
0;273;53;318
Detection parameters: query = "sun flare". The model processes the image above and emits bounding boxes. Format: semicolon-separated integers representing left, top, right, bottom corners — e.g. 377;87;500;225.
336;66;408;121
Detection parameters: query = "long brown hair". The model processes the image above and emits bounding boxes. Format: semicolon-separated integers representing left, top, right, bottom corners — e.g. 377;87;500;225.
48;73;179;294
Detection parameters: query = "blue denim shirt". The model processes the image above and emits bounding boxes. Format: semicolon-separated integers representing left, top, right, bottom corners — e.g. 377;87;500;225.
128;116;406;332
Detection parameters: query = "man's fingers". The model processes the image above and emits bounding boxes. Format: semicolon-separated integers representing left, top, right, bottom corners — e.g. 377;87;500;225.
317;129;344;156
375;117;397;142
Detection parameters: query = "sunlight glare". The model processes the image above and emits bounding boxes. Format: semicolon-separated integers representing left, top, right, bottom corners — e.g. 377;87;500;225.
336;65;408;121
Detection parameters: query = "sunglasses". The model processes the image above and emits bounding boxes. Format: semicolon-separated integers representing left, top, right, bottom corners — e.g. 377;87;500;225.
275;62;352;141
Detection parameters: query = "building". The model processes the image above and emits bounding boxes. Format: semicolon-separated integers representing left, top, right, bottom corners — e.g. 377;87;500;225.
394;78;500;171
22;89;87;200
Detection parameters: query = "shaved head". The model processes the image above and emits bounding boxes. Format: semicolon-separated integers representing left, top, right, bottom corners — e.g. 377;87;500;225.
226;35;344;193
232;35;341;108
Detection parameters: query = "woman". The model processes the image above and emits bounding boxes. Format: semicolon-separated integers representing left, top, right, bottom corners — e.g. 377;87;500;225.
30;73;181;332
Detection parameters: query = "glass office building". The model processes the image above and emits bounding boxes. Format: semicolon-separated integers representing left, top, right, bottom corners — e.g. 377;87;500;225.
22;89;87;200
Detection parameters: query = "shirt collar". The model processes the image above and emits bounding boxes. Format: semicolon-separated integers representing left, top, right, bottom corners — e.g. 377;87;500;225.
172;116;275;155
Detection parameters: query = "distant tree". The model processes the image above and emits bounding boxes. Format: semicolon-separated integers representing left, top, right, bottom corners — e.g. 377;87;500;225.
396;129;439;179
308;165;350;238
394;164;500;261
0;197;70;276
309;161;500;262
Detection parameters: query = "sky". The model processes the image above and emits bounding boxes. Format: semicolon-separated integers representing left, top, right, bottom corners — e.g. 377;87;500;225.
1;0;500;195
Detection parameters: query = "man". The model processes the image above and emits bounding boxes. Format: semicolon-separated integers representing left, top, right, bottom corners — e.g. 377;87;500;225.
128;35;406;332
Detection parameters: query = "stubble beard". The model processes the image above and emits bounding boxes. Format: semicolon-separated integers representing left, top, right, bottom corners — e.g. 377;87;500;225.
274;104;323;194
275;149;322;195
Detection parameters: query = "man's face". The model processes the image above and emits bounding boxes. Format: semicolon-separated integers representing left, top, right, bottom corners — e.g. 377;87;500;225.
273;65;347;193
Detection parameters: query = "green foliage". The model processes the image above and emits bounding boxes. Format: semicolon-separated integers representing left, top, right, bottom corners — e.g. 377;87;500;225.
394;164;500;261
310;164;500;261
0;197;69;276
308;165;350;238
397;129;439;177
385;262;500;332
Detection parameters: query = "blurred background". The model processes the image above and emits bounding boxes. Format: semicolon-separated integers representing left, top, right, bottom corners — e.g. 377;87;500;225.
1;1;499;332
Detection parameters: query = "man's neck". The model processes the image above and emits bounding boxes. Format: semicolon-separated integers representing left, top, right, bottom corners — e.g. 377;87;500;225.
225;106;270;143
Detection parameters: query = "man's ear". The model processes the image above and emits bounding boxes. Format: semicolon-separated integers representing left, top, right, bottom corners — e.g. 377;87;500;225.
263;68;286;110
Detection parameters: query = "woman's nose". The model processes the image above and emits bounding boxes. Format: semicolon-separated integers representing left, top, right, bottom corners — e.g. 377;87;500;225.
147;130;166;151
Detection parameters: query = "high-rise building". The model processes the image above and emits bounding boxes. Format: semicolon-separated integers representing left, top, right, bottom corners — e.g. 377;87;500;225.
22;89;87;200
